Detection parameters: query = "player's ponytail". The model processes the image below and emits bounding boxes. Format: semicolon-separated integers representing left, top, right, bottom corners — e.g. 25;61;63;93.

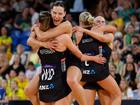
79;12;94;27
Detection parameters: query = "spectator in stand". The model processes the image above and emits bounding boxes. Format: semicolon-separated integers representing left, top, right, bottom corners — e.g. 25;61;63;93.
0;1;15;28
130;35;140;63
20;29;31;52
117;0;135;23
113;37;124;54
125;14;140;34
119;78;134;100
0;26;12;60
10;44;28;65
7;80;26;100
123;23;137;47
115;0;123;12
136;60;140;80
109;63;121;85
110;50;124;76
0;78;9;104
15;7;31;31
0;78;6;101
122;53;137;90
109;11;124;31
29;7;39;25
121;36;140;62
97;0;117;20
17;71;28;90
25;62;36;81
7;54;25;75
1;79;10;98
133;82;140;100
10;21;22;52
134;0;140;16
6;70;17;88
26;48;40;67
11;0;28;13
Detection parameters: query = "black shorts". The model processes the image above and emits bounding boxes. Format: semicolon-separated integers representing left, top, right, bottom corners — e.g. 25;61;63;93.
68;55;110;82
39;64;71;103
81;62;110;82
84;82;103;90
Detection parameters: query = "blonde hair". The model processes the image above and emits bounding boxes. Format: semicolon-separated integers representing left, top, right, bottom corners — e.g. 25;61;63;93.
79;12;94;27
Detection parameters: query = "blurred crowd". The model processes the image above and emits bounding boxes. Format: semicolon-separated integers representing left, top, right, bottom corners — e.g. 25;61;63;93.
0;0;140;103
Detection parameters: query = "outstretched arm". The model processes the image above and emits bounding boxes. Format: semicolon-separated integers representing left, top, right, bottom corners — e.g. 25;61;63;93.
34;21;72;41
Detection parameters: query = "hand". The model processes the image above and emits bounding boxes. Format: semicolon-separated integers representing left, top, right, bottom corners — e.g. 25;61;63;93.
93;55;106;64
73;26;84;32
40;41;55;52
99;25;106;31
31;24;39;32
51;39;66;52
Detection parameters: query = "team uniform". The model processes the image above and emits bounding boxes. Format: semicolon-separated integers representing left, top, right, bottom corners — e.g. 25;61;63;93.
38;47;71;102
68;30;112;89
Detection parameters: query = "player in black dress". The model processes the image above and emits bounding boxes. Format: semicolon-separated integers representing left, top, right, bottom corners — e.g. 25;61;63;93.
66;12;121;105
25;2;106;105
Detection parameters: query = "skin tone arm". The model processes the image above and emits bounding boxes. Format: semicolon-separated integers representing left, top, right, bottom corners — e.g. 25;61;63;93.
28;32;105;64
27;32;54;51
61;34;106;63
33;21;72;41
73;26;114;43
97;25;117;34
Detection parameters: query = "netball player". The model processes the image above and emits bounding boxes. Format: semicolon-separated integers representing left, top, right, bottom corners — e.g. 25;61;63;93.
66;13;121;105
25;2;106;105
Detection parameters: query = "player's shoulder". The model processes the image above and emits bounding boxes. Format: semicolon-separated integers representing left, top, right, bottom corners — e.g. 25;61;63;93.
62;20;72;26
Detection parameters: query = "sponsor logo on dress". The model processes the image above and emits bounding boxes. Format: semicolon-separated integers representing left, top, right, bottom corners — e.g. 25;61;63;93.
41;65;55;81
39;83;55;90
40;48;54;55
82;38;93;43
83;69;96;75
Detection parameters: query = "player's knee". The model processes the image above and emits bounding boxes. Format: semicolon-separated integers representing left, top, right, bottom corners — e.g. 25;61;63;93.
24;87;32;97
116;88;121;99
67;77;78;87
111;87;121;99
24;87;29;96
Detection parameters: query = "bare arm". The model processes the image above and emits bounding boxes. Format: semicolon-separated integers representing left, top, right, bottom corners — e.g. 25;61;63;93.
34;21;72;41
98;25;117;34
83;28;114;43
27;32;56;52
27;32;43;50
63;35;105;63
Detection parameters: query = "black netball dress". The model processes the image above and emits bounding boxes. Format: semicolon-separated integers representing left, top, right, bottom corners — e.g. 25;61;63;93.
79;33;111;82
68;31;112;83
38;47;71;102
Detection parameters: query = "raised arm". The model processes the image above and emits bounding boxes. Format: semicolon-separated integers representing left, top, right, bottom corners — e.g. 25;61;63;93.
34;21;72;41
